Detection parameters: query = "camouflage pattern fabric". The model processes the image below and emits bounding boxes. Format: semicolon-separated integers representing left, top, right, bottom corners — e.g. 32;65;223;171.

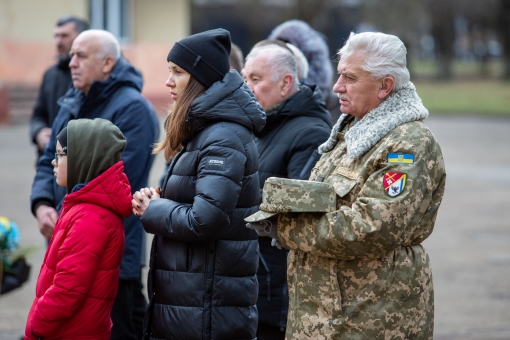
277;120;446;339
245;177;337;222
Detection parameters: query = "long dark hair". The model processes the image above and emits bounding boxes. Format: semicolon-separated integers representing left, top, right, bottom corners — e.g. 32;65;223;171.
153;76;206;161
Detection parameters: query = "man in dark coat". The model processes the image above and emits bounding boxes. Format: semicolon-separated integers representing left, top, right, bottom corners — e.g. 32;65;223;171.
30;29;159;340
269;20;341;124
242;44;332;339
29;16;89;159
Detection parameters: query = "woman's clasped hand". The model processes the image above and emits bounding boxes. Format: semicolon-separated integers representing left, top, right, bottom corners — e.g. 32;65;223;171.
132;187;161;217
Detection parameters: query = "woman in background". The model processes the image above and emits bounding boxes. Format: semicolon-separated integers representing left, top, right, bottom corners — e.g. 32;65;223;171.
132;29;266;340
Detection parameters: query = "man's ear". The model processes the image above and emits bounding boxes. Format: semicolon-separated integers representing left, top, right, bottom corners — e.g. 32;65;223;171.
102;56;116;74
280;74;294;97
378;76;395;100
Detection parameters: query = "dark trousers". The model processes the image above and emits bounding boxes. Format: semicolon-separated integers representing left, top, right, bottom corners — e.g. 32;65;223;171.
110;275;147;340
257;324;286;340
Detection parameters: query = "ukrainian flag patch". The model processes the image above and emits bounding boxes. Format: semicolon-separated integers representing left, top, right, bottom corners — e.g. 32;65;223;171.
387;153;414;164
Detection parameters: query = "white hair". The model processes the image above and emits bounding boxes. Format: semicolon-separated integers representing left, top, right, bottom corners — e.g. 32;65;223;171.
286;43;309;81
246;44;299;91
338;32;410;91
79;29;121;61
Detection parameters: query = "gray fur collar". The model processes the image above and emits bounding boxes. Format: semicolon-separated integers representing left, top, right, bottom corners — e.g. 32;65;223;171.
318;81;428;158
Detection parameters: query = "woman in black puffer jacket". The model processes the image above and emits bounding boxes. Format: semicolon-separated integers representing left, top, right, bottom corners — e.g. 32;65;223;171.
132;29;266;340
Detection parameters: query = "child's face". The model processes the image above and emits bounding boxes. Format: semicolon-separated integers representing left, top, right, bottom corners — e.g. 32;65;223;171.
52;141;67;187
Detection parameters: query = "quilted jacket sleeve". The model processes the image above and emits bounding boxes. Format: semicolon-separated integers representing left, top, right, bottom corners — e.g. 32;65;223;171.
30;121;61;214
141;126;247;243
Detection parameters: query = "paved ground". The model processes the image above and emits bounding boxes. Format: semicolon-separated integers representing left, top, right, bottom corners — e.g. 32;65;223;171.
1;115;509;339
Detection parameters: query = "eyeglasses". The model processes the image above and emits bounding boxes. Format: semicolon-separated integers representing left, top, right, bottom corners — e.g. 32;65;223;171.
54;147;67;165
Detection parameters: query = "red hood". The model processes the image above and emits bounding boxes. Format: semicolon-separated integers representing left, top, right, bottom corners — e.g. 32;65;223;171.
64;161;132;218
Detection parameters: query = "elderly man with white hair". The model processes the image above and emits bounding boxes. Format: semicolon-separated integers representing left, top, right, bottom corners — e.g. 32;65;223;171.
242;43;331;339
247;31;446;339
30;29;159;340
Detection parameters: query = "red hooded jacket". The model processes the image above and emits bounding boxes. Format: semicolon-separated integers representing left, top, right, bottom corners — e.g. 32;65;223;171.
25;161;132;339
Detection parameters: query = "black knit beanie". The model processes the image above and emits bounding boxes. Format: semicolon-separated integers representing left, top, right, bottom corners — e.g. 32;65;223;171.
56;127;68;151
167;28;231;88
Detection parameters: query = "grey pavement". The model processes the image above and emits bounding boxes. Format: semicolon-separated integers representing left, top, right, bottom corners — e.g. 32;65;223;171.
1;115;509;339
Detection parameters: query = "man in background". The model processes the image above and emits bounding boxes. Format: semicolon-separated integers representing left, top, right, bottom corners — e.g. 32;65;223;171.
242;44;331;339
269;20;341;123
29;16;89;159
252;39;309;84
30;30;159;340
249;31;446;340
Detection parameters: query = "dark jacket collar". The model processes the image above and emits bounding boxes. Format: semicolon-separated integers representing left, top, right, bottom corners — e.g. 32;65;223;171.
187;70;266;134
57;58;143;116
257;84;331;136
57;56;71;70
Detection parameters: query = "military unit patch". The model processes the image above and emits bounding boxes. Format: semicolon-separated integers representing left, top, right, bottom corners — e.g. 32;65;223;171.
383;172;406;197
387;153;414;164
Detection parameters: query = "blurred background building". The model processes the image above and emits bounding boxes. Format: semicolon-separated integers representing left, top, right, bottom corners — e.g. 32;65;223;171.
0;0;190;123
1;0;509;124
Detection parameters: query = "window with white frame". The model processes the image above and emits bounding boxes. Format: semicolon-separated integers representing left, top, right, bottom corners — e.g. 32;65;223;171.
89;0;133;43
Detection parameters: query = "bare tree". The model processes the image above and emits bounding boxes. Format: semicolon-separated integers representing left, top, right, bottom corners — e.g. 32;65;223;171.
424;0;456;79
359;0;428;76
193;0;509;80
457;0;500;77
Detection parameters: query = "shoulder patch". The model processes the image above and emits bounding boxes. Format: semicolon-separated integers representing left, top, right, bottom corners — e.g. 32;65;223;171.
383;172;406;197
387;153;414;164
205;156;226;171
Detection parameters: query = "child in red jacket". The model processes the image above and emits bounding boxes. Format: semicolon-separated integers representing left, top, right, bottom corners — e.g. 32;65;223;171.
25;118;132;339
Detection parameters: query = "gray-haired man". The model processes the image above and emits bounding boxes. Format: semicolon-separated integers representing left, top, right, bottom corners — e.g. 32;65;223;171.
242;43;331;339
247;31;446;340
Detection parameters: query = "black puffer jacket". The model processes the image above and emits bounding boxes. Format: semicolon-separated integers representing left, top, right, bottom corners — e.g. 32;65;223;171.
141;71;266;340
255;84;332;329
256;84;332;184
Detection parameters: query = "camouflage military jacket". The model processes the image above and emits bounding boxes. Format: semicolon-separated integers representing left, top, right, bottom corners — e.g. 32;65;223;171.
276;83;446;340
